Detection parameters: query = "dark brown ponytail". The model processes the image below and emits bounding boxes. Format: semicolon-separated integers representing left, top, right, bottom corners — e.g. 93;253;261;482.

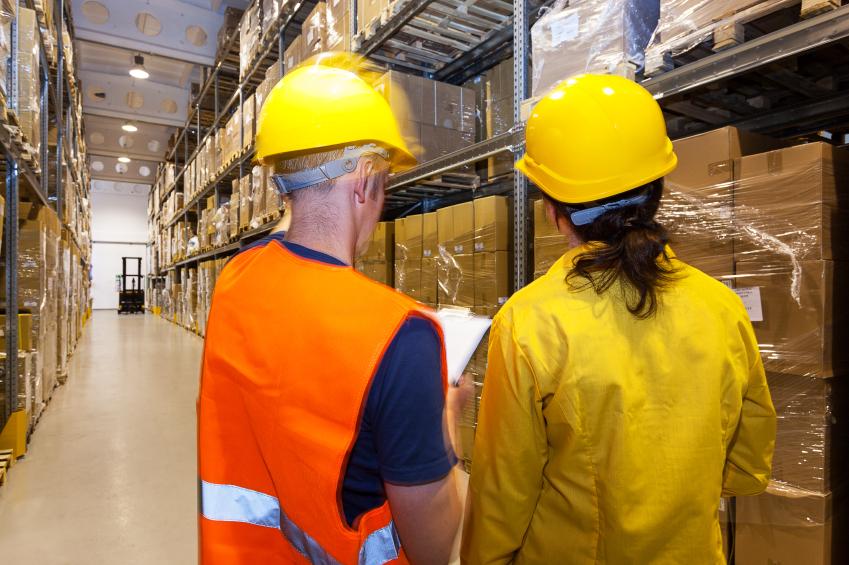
547;179;678;319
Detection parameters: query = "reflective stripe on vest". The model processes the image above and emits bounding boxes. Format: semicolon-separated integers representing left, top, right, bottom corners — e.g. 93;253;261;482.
201;480;402;565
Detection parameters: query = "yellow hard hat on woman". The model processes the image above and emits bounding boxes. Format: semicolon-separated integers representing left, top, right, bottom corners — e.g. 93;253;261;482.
516;74;677;204
256;57;416;172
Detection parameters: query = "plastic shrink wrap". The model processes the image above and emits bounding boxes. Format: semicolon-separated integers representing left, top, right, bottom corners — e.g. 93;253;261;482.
644;0;788;74
530;0;659;98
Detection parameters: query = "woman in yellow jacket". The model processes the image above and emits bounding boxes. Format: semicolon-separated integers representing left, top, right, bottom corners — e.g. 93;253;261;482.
461;75;777;565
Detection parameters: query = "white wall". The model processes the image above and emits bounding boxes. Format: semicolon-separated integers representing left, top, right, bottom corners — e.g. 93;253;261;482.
91;189;150;309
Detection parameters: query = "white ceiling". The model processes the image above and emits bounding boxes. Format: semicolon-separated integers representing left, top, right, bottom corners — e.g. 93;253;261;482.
85;114;173;162
74;0;250;184
89;154;160;184
91;180;151;196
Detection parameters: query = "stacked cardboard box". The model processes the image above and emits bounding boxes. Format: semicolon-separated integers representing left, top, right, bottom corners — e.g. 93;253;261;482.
645;1;784;72
229;179;240;239
375;71;476;162
533;199;568;279
357;0;386;33
529;0;659;97
17;7;41;154
250;165;266;228
387;196;511;315
262;0;289;37
239;173;252;231
0;204;61;416
659;130;849;564
657;126;785;279
239;2;261;79
355;221;394;286
481;58;514;179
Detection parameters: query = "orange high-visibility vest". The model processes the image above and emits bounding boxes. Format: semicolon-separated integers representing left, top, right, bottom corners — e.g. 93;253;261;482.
198;239;447;564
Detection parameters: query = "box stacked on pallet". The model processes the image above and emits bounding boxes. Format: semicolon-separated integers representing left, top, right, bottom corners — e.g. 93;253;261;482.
357;0;386;34
239;1;262;79
0;204;61;416
16;7;41;156
642;0;826;76
529;0;660;98
652;127;849;564
355;221;395;286
375;71;476;163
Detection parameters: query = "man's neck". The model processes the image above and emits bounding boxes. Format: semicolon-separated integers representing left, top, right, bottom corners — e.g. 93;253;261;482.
284;223;354;265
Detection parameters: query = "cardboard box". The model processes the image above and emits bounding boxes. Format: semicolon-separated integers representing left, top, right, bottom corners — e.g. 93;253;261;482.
452;202;474;255
357;0;382;32
659;126;785;278
326;4;351;52
423;212;438;259
421;257;438;305
0;314;33;351
736;143;849;262
284;35;304;73
404;214;423;259
394;217;407;261
474;251;511;309
400;258;422;300
438;253;474;308
367;221;394;261
736;484;833;565
239;175;252;229
242;94;256;150
437;206;453;251
304;2;327;53
533;199;567;279
767;373;847;494
734;260;849;378
474;196;510;252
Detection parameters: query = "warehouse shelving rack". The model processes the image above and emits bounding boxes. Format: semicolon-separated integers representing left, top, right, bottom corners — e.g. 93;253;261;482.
1;0;91;430
149;0;849;312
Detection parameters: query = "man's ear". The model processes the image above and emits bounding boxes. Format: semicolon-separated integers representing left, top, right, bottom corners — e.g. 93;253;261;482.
351;158;374;204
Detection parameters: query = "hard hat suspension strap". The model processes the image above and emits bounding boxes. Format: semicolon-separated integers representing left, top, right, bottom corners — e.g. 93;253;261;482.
271;144;390;194
569;191;650;226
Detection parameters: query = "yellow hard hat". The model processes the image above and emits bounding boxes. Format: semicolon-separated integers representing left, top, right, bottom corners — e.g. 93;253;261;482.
516;74;677;204
255;61;416;171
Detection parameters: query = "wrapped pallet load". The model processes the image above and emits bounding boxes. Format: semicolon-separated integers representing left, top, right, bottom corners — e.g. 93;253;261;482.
652;129;849;563
530;0;660;98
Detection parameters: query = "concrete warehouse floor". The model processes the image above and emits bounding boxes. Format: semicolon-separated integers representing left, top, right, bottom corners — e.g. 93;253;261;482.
0;312;201;564
0;311;468;563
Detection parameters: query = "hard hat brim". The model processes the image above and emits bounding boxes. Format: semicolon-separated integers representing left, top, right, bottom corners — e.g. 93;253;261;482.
515;142;678;204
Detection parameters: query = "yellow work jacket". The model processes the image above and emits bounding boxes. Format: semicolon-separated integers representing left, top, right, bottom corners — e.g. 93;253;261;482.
461;245;776;565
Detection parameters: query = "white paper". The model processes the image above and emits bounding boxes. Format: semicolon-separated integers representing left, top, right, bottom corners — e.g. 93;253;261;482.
734;287;764;323
551;12;580;46
435;308;492;386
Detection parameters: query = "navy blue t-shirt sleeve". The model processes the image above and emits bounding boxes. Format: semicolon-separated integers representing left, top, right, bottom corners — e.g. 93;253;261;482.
366;316;457;485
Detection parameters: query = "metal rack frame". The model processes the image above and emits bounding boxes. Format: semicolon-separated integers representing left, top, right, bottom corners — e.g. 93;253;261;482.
149;0;849;317
2;0;89;429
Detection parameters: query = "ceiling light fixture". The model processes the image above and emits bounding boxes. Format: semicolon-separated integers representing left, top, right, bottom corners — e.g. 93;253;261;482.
122;121;138;132
118;156;131;163
129;54;149;79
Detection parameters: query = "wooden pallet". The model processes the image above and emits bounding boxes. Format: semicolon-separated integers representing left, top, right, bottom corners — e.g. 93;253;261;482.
644;0;841;76
0;449;12;486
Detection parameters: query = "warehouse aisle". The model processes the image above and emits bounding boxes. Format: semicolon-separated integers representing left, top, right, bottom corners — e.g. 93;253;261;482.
0;311;202;564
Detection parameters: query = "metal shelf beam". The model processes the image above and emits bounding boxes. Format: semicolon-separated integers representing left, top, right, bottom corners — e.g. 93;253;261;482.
169;218;279;269
642;5;849;99
167;147;256;228
386;130;519;192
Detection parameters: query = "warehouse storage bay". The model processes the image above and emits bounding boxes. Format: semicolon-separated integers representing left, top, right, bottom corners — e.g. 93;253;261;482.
1;0;848;563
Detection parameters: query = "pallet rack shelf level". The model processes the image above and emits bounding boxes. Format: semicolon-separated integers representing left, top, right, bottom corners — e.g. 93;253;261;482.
1;0;91;430
642;4;849;99
160;0;318;209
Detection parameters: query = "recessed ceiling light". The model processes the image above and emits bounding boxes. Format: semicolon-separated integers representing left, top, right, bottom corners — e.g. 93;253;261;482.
122;122;138;132
118;156;131;163
129;54;149;79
